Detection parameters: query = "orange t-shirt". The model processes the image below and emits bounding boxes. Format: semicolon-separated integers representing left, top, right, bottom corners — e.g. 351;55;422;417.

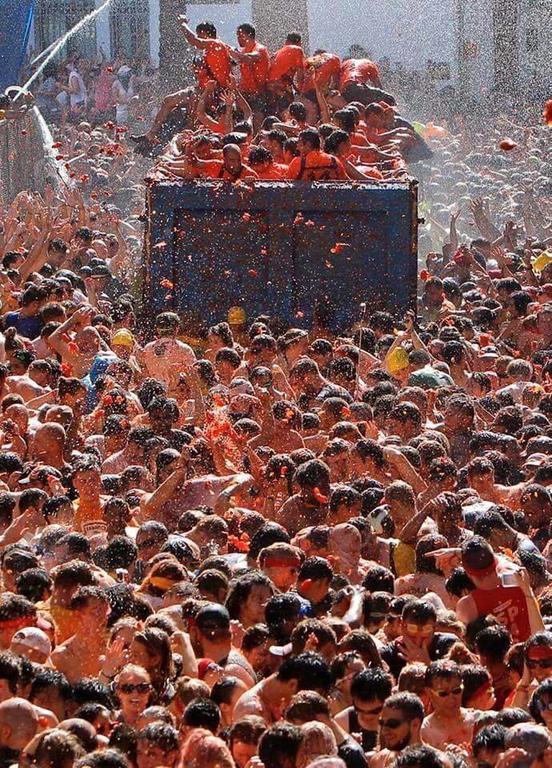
351;130;369;146
355;164;384;180
197;162;258;181
253;162;288;180
339;58;380;90
240;41;270;94
193;159;225;178
287;150;348;181
300;53;341;92
198;39;232;88
268;45;305;85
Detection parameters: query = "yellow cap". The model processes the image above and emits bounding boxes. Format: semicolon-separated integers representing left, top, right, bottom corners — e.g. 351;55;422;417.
532;251;552;274
111;328;134;347
228;306;246;325
386;346;409;374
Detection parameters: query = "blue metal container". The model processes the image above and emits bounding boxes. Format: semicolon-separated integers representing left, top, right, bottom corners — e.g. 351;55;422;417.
143;179;418;333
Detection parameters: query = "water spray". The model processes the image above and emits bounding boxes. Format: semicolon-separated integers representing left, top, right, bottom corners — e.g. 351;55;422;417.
16;0;112;101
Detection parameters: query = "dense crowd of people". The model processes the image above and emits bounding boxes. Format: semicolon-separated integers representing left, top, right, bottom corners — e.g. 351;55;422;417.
0;10;551;768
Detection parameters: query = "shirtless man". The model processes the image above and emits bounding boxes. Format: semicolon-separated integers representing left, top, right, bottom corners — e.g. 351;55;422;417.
420;660;478;750
370;693;424;768
51;586;110;683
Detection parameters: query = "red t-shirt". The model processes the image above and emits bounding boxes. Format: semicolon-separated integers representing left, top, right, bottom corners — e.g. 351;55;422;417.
287;150;348;181
471;585;532;642
253;162;288;180
240;41;270;94
300;53;341;93
198;39;232;88
268;45;305;85
339;58;380;90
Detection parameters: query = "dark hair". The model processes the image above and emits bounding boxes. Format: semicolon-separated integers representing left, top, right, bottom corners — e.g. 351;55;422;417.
237;22;255;37
461;664;492;707
472;724;507;758
350;667;392;702
76;750;131;768
383;691;425;722
225;570;273;621
16;567;52;603
298;556;333;583
530;678;552;724
425;660;461;687
394;745;448;768
183;697;221;733
258;722;302;768
277;652;331;694
30;668;72;703
137;722;178;753
361;565;395;593
298;128;320;151
475;624;512;662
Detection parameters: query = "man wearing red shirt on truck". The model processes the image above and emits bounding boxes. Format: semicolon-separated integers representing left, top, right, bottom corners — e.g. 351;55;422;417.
178;16;233;90
230;24;270;125
267;33;306;116
287;129;348;181
339;58;383;105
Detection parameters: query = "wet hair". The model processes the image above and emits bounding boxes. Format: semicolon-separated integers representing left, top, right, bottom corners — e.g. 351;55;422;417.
225;571;273;620
258;722;302;768
183;697;221;733
350;667;392;702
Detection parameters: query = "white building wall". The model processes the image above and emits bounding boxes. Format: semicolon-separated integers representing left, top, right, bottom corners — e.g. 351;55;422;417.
95;0;111;59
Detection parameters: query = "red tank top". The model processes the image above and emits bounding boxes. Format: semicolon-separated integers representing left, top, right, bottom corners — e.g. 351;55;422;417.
471;585;532;642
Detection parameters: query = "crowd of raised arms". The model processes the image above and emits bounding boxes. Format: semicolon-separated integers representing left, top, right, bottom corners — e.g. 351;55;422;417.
0;9;551;768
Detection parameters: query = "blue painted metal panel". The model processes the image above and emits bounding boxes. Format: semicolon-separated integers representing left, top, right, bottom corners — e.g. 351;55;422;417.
142;179;418;333
0;0;35;91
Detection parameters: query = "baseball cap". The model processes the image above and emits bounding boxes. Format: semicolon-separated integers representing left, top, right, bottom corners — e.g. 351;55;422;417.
11;627;51;657
195;605;231;639
111;329;134;347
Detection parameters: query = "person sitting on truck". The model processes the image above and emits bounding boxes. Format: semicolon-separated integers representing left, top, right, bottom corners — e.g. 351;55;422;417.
287;129;348;181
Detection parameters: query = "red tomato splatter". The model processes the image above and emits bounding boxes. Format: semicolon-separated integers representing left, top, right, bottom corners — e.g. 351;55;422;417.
498;138;517;151
544;100;552;126
331;242;350;254
313;486;329;504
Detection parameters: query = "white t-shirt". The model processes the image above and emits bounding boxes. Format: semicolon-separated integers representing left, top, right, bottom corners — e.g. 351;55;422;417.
69;69;87;109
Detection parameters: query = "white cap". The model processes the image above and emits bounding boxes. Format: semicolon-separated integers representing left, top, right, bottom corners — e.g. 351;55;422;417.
11;627;51;657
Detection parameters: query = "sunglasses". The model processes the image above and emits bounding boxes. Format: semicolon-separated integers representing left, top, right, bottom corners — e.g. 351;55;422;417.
405;623;434;637
117;682;151;694
379;718;403;729
538;701;552;712
527;657;552;669
434;685;463;697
